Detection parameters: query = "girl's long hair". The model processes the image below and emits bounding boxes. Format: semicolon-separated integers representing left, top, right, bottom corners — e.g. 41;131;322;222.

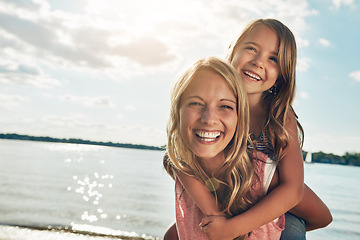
226;18;304;162
164;57;256;217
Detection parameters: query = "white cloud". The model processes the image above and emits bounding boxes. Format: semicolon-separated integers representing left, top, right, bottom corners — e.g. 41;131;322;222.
319;38;331;47
349;70;360;82
297;57;311;72
332;0;354;9
0;1;180;81
41;113;90;128
125;105;136;111
0;58;61;88
0;0;316;79
0;93;29;107
297;37;310;48
0;71;61;88
304;132;360;155
0;0;320;148
293;90;309;107
37;113;166;146
109;36;178;67
298;91;309;99
60;95;116;108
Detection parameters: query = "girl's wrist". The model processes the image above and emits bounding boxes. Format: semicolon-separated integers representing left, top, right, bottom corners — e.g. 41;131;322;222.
227;214;249;238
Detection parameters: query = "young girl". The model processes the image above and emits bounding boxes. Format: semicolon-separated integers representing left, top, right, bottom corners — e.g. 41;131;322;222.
164;19;332;239
165;56;258;239
224;18;332;237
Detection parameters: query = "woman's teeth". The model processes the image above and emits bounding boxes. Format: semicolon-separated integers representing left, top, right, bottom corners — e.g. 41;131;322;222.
195;131;221;141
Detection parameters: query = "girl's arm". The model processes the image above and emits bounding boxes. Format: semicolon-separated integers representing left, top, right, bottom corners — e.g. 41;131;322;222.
199;173;332;240
165;178;332;240
290;184;332;231
269;169;332;231
176;170;225;217
201;112;305;239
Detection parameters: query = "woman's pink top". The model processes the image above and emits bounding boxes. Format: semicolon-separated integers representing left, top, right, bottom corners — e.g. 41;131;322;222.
175;151;285;240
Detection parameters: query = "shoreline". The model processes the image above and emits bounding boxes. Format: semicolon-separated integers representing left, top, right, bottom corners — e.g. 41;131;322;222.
0;224;159;240
0;133;165;152
1;133;359;166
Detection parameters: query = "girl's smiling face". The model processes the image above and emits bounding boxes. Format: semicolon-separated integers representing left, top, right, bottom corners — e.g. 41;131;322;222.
231;25;280;98
179;69;237;165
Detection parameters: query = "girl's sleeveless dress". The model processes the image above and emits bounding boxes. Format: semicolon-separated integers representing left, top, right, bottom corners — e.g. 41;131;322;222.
175;129;285;239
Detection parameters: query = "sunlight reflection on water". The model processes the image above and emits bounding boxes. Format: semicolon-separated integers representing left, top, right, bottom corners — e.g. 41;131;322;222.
68;172;117;223
0;139;182;238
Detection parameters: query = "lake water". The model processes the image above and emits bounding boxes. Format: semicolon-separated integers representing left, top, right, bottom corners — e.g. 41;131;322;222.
0;139;359;240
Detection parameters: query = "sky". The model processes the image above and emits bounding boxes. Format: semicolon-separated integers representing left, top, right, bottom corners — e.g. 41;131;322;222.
0;0;359;155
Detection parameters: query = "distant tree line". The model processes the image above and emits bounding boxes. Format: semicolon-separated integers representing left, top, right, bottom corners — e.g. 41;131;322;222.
302;151;360;166
0;133;165;151
1;133;359;166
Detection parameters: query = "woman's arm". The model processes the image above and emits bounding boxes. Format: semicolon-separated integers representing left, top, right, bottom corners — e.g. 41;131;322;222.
163;222;179;240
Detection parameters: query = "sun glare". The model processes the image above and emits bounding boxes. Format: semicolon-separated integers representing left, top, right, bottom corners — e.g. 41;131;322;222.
82;0;184;37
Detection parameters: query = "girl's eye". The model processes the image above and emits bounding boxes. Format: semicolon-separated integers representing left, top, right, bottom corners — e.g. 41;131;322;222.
246;47;257;52
269;56;278;63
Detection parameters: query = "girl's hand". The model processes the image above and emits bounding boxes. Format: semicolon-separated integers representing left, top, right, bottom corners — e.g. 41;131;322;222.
200;216;237;240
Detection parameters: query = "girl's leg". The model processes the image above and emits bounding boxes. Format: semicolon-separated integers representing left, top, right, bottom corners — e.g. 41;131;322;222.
163;222;179;240
280;212;306;240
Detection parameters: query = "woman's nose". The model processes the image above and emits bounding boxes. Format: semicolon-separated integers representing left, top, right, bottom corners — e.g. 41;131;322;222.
201;106;218;125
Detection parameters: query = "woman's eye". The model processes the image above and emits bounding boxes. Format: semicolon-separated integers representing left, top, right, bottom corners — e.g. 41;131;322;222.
189;102;203;107
220;105;234;110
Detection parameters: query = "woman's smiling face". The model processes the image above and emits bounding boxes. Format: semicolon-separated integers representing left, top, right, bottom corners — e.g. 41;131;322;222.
179;69;237;163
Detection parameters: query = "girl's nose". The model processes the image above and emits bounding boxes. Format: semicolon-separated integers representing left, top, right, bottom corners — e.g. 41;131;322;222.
251;55;264;69
201;106;218;125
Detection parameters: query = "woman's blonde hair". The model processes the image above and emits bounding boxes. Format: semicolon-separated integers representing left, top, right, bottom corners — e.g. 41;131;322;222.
226;18;304;162
164;57;255;218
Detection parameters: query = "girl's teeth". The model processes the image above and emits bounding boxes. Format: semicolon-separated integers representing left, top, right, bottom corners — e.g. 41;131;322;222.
244;71;261;81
